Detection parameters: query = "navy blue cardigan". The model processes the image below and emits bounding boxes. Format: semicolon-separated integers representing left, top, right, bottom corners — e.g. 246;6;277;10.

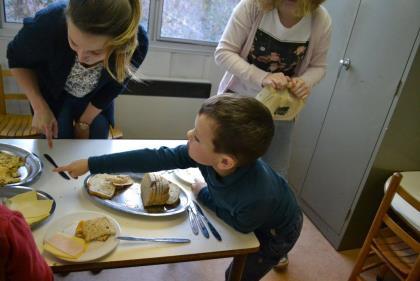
7;1;148;118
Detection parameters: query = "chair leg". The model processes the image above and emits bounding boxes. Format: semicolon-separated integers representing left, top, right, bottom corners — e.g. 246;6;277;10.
406;256;420;281
348;246;374;281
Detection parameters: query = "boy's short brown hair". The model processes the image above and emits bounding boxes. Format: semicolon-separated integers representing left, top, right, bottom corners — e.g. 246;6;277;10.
199;94;274;166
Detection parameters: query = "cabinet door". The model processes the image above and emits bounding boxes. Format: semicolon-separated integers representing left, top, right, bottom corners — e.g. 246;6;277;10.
299;0;420;235
289;0;361;193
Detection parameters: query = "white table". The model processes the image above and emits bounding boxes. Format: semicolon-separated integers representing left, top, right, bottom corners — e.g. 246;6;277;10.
385;171;420;232
2;139;259;280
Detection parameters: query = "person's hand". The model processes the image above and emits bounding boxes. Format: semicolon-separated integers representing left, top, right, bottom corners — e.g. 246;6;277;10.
74;122;90;139
53;159;89;179
262;72;290;90
32;107;57;148
288;77;309;99
191;178;206;197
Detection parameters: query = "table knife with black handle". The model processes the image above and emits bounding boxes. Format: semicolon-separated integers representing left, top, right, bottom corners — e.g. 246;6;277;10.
43;153;71;180
193;201;222;241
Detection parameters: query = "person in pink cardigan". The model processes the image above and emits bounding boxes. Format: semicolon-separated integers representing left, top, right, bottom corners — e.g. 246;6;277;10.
215;0;331;271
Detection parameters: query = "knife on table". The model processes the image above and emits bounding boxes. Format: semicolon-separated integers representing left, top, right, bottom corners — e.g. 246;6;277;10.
43;153;71;180
193;201;222;241
117;236;190;243
190;203;210;238
187;206;199;235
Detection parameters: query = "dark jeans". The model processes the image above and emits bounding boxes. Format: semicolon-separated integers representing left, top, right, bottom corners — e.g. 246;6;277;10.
48;93;112;139
225;210;303;281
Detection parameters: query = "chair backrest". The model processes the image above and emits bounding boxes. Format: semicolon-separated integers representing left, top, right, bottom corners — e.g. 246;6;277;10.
367;173;419;279
0;65;29;115
349;172;420;281
379;173;419;249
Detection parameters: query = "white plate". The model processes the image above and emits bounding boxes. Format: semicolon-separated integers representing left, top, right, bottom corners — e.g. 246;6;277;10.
43;211;121;262
174;168;205;186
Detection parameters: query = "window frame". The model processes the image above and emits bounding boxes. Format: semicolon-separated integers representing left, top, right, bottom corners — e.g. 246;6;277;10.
0;0;222;55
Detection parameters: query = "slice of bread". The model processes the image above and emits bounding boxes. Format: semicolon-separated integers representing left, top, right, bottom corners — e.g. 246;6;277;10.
75;217;116;242
109;175;134;189
87;174;116;199
167;183;181;205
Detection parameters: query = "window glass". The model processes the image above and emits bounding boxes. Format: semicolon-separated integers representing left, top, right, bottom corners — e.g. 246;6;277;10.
4;0;150;31
160;0;239;43
4;0;55;23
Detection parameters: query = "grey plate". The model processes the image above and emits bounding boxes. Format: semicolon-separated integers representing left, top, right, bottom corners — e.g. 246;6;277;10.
0;186;56;228
84;173;189;217
0;143;42;186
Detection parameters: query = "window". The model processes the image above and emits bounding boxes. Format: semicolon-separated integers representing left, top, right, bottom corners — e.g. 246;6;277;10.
2;0;239;46
159;0;238;44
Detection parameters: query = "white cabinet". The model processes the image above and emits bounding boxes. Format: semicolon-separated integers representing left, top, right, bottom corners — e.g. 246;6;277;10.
289;0;420;249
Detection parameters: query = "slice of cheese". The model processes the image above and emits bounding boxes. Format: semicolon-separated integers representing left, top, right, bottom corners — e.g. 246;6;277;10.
44;233;86;259
26;213;50;225
8;190;37;206
43;243;78;260
11;200;53;218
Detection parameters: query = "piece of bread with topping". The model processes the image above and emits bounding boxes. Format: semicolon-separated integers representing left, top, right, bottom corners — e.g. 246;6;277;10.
75;216;116;242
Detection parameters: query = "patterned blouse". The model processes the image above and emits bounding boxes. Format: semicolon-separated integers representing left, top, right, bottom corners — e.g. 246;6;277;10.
64;58;103;98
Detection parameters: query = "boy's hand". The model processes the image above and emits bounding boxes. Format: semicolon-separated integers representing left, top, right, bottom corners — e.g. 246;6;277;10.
53;159;89;179
288;77;309;99
191;179;206;197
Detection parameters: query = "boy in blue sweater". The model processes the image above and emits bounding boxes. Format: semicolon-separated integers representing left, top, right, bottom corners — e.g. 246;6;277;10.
55;94;303;281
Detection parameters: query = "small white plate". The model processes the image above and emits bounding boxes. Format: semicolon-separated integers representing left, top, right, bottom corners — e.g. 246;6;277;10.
43;211;121;262
174;168;205;186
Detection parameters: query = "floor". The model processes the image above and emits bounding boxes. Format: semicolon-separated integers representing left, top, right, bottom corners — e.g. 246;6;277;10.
54;215;388;281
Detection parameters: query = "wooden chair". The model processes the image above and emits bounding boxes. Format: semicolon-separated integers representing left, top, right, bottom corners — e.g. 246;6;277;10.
0;66;123;139
348;172;420;281
0;66;39;137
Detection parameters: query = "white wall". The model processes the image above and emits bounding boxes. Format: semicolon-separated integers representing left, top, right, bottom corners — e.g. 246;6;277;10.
0;34;226;139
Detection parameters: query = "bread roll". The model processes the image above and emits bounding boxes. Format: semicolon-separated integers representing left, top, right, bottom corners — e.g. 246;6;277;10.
141;172;171;207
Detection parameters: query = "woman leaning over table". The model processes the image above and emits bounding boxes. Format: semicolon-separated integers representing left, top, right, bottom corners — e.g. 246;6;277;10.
7;0;148;148
215;0;331;178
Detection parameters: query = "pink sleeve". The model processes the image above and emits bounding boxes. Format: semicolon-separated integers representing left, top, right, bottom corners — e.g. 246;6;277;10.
298;7;332;89
214;0;267;89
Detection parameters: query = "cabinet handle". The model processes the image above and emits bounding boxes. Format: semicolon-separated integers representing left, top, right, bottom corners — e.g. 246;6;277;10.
339;58;351;70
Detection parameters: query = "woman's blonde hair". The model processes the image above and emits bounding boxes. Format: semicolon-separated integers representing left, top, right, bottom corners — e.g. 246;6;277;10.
66;0;141;83
257;0;325;17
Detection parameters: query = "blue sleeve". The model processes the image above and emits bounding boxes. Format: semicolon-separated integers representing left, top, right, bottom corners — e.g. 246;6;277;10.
88;145;197;174
198;189;269;234
7;2;66;68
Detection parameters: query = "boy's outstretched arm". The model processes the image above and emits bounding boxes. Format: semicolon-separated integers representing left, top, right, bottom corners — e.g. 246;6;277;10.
53;159;89;179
